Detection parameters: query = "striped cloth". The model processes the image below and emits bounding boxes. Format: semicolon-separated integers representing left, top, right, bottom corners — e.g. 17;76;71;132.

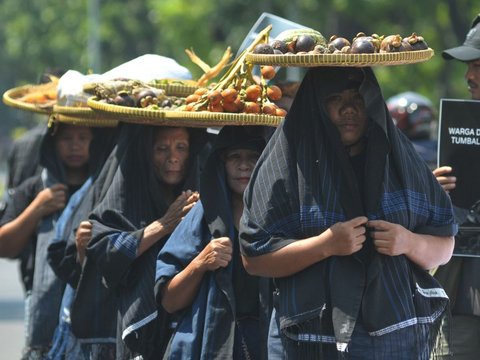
87;124;207;359
239;67;458;359
155;126;268;359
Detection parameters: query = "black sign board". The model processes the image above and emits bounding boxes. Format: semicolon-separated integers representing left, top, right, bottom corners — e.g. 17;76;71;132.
438;99;480;256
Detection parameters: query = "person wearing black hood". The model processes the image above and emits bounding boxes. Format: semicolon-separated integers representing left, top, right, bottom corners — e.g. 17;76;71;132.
155;126;268;359
87;124;207;359
0;121;114;359
239;67;457;359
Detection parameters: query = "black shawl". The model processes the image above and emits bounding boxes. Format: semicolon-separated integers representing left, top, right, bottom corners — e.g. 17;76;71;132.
47;126;119;287
87;124;207;359
239;67;457;358
27;123;116;349
45;125;120;347
155;126;269;359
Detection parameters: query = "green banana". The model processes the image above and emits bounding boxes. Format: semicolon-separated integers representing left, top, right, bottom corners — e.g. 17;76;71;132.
275;28;327;46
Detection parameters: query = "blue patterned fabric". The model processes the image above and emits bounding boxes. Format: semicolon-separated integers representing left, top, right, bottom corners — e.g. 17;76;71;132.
239;67;457;359
155;202;236;360
46;178;92;360
155;126;268;359
88;124;208;359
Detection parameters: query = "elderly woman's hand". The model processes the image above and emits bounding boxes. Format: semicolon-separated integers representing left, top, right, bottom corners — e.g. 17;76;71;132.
195;237;233;271
159;190;200;235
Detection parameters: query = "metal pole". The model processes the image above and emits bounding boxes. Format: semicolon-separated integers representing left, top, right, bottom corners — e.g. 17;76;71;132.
87;0;101;72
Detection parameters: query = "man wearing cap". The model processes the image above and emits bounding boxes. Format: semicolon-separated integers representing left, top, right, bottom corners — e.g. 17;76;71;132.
433;13;480;360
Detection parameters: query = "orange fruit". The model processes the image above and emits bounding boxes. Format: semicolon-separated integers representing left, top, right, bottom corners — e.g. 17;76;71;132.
194;87;208;96
261;66;276;80
233;96;245;112
223;101;240;113
262;103;277;115
244;101;260;114
209;102;223;112
267;85;282;101
245;85;262;102
221;88;238;103
207;90;222;105
185;94;200;104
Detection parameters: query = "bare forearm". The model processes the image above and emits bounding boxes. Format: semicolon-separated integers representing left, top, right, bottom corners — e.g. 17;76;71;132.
405;234;454;270
138;221;170;257
161;258;207;313
242;234;331;278
0;205;43;257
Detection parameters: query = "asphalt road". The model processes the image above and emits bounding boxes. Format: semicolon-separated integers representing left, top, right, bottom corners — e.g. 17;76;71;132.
0;258;25;359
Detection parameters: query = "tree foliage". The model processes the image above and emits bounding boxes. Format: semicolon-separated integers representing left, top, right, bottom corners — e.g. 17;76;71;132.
0;0;478;159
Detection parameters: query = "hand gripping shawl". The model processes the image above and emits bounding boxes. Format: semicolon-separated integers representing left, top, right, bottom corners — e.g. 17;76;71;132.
155;126;268;359
27;125;117;350
87;124;207;359
46;178;95;360
239;67;457;359
46;127;119;358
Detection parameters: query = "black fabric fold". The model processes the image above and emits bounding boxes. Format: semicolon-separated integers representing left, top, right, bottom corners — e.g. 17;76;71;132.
240;67;457;358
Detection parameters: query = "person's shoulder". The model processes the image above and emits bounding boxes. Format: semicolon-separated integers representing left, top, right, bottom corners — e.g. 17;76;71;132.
14;174;44;195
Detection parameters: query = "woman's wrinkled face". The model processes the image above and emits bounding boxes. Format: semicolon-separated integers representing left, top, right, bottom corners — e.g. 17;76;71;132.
224;148;260;196
153;127;190;186
55;125;93;170
325;88;368;149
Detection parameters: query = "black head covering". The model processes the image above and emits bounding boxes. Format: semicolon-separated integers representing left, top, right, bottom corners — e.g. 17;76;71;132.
154;125;268;359
240;67;457;357
46;124;120;286
87;123;207;358
202;125;266;238
47;123;132;343
26;123;118;349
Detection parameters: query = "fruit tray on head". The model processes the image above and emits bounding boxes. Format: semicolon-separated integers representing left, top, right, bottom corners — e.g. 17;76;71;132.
3;81;58;114
51;104;119;127
246;29;434;67
246;49;434;67
138;79;199;98
87;96;283;128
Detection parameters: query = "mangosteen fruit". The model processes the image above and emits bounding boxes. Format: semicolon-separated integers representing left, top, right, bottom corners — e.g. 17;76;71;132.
328;35;351;51
253;43;274;54
294;35;316;53
113;92;135;107
270;39;288;54
404;33;428;50
350;37;376;54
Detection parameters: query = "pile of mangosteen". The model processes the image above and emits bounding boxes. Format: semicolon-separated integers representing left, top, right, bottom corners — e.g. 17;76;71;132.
252;31;428;55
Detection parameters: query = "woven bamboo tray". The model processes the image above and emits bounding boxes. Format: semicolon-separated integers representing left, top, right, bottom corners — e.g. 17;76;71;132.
152;80;198;97
52;105;118;127
87;97;283;127
3;84;55;114
49;113;119;127
163;109;283;127
245;48;434;67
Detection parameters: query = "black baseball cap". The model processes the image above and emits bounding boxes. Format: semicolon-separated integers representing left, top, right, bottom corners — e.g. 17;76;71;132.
443;14;480;61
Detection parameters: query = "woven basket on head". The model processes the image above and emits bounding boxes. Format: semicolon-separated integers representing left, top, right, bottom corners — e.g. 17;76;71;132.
87;97;283;127
3;84;56;114
50;104;118;127
150;79;199;97
245;48;434;67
